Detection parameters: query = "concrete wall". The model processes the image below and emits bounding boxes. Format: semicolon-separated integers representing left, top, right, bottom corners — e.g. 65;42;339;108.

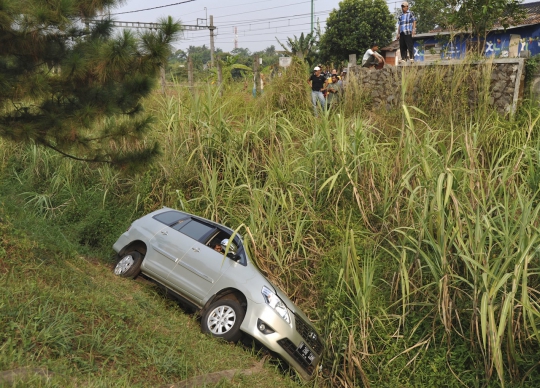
349;58;526;116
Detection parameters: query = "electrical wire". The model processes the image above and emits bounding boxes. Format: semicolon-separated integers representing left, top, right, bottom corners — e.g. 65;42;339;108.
210;10;332;28
212;0;312;19
181;0;329;16
109;0;196;15
183;9;328;26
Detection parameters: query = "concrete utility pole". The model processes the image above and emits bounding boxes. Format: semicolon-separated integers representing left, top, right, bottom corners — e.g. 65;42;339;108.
188;55;194;90
210;15;216;68
253;55;261;96
311;0;314;35
160;66;166;94
217;56;223;89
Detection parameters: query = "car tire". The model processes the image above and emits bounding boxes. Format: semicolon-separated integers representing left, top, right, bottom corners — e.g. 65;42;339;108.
202;298;245;342
113;251;143;279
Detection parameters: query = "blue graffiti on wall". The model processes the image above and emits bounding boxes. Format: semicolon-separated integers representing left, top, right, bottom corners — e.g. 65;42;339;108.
441;42;464;59
516;36;540;56
412;25;540;61
414;44;424;61
485;38;509;57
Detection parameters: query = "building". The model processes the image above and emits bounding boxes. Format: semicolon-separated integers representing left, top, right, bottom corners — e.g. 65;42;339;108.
411;1;540;62
380;40;400;66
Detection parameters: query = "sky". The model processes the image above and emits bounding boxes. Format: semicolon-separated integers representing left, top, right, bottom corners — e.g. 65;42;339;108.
107;0;539;54
105;0;405;53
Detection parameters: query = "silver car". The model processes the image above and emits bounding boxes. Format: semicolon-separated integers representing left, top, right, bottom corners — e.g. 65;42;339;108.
112;207;322;380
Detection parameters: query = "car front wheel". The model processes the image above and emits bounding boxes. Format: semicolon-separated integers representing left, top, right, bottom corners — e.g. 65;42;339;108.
114;251;143;279
202;298;244;342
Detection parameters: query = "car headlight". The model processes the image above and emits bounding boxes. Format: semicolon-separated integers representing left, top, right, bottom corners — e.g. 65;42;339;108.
261;286;291;324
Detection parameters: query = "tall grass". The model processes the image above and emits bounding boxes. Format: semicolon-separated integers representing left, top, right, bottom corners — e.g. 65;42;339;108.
1;59;540;386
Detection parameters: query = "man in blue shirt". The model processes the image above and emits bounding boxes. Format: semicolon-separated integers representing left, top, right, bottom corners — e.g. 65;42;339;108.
396;2;417;63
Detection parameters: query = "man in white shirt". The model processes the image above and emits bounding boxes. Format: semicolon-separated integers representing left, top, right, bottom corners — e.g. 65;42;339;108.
362;43;385;69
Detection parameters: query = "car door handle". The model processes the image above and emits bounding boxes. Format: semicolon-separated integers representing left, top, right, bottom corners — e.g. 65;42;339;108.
161;230;168;235
191;247;200;253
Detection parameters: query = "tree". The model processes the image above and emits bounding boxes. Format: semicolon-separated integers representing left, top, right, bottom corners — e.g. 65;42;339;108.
409;0;451;33
276;32;317;64
0;0;181;167
216;55;252;82
264;45;277;57
254;45;279;68
318;0;395;64
446;0;526;43
170;49;188;63
230;47;252;58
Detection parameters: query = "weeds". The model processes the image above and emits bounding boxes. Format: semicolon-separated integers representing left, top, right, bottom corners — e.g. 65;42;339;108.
1;60;540;387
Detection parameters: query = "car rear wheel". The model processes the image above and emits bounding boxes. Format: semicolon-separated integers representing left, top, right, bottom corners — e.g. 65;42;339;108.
114;251;143;279
202;298;244;342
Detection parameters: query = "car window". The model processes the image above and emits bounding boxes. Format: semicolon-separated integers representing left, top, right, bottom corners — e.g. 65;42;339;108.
176;220;215;242
153;210;188;226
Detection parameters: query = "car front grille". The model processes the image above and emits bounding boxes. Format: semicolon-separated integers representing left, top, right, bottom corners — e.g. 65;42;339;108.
294;313;323;354
277;338;315;376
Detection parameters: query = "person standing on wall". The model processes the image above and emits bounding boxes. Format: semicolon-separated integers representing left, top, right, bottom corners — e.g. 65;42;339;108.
308;66;327;117
396;2;417;63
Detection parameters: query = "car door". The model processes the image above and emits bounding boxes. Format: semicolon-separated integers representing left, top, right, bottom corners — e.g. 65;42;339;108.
167;220;231;302
170;243;234;302
144;225;194;284
142;212;191;283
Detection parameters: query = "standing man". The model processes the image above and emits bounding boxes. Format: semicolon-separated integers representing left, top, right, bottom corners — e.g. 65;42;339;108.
326;74;342;109
396;2;417;63
308;66;327;117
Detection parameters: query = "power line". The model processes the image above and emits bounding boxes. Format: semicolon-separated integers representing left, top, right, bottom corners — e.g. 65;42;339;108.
214;0;312;19
109;0;196;15
184;9;328;26
210;10;332;28
212;21;324;38
181;0;302;16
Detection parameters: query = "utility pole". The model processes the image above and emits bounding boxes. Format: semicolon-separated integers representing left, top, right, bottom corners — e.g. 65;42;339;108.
217;55;223;90
160;66;166;94
209;15;216;68
188;55;194;90
253;55;261;97
311;0;314;35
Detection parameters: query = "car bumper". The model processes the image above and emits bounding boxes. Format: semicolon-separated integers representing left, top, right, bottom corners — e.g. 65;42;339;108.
240;299;323;380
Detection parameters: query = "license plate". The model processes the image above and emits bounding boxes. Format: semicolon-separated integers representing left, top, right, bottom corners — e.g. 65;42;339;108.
297;342;315;364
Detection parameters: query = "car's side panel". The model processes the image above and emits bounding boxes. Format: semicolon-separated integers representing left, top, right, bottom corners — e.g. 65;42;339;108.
113;216;163;256
204;260;267;305
144;226;194;283
168;242;232;302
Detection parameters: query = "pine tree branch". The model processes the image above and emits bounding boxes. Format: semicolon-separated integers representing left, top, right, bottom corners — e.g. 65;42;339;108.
38;139;112;164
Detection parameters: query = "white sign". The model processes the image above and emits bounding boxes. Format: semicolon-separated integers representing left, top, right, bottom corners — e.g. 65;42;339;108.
279;57;292;67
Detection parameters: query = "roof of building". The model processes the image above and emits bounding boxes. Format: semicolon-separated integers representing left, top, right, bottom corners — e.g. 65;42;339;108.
380;39;400;52
518;1;540;25
418;1;540;38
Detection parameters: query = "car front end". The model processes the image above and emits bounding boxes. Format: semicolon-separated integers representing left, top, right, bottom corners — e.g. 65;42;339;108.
239;284;323;380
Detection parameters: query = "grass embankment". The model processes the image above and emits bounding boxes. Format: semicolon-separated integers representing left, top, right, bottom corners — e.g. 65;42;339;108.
0;205;304;387
1;59;540;387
